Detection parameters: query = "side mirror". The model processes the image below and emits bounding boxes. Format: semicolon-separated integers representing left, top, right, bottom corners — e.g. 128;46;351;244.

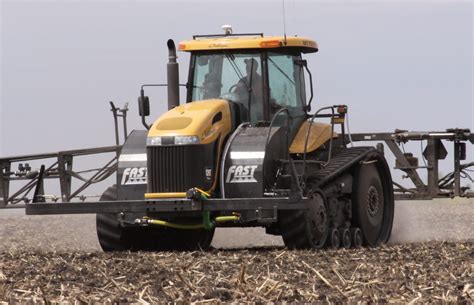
294;59;313;112
138;96;150;117
294;59;307;67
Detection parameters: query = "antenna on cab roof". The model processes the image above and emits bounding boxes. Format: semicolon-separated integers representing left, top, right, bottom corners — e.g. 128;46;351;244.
282;0;287;45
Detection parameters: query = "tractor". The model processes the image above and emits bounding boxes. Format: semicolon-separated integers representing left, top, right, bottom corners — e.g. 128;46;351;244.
95;28;394;251
3;27;472;251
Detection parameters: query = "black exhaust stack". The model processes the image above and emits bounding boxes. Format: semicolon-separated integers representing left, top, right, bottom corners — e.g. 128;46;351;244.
167;39;180;110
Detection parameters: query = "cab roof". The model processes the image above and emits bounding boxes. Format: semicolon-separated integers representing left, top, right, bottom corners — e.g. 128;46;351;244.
178;33;318;53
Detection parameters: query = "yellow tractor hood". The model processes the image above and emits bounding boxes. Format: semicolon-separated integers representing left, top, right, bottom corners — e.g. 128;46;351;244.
148;99;232;145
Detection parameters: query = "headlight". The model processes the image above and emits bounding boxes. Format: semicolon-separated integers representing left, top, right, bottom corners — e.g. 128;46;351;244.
146;135;200;146
147;136;162;146
174;135;200;145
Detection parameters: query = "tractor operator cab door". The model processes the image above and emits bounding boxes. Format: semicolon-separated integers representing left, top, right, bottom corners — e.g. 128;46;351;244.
267;51;307;139
188;52;264;125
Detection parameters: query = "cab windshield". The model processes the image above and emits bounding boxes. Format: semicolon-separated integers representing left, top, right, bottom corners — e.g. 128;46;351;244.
190;52;263;123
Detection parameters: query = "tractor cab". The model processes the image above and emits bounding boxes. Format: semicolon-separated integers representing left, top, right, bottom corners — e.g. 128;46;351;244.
179;32;318;130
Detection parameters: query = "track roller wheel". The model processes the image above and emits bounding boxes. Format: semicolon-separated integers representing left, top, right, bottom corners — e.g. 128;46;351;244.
350;227;363;248
341;228;351;249
279;191;328;249
352;160;394;247
329;228;340;249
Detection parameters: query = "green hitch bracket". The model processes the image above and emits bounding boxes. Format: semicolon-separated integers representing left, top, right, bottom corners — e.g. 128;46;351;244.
202;211;215;231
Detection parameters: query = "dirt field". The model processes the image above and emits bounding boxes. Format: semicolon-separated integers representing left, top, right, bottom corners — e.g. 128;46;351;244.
0;242;472;303
0;199;472;302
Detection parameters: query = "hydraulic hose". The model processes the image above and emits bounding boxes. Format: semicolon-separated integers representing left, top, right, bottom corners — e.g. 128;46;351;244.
136;213;240;230
215;216;240;222
203;211;213;230
147;219;204;230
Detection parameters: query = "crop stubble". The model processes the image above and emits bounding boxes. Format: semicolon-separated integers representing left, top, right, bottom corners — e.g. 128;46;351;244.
0;242;472;303
0;199;472;303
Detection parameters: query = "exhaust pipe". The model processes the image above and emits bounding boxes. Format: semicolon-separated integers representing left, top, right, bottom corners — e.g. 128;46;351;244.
167;39;180;110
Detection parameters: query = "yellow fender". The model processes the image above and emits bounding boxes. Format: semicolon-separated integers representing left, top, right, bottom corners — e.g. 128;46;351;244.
289;122;338;154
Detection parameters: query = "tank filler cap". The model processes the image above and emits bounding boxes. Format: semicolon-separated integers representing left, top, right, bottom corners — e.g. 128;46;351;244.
222;24;233;35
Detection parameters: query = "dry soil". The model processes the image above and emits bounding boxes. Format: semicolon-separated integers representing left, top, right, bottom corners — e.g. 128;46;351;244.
0;199;472;303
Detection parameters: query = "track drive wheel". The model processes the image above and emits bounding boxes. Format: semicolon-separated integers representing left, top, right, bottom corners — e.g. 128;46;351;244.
352;160;394;247
279;191;328;249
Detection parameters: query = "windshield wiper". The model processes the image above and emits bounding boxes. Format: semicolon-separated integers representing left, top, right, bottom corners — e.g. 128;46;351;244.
225;52;249;91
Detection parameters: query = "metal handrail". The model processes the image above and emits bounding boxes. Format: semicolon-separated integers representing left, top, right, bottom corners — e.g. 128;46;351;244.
300;106;337;184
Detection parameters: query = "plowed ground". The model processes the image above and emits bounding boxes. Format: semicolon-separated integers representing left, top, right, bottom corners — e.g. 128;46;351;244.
0;243;472;303
0;199;472;303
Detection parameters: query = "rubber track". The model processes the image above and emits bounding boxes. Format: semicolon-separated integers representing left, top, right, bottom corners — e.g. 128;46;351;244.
280;147;378;249
309;146;377;187
96;186;129;251
279;209;310;249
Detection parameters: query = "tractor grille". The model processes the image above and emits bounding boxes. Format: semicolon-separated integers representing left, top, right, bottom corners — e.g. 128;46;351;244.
147;146;186;193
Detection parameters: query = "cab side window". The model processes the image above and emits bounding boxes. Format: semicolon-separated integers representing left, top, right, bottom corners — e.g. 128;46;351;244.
267;53;306;132
267;53;304;111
